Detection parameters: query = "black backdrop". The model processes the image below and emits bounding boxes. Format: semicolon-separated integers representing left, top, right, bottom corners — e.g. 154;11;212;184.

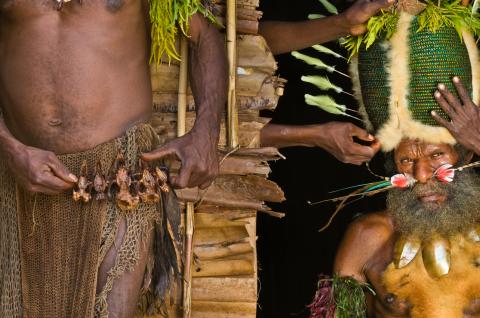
256;1;385;317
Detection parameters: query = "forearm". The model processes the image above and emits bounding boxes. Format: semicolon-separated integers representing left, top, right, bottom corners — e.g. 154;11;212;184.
188;14;227;140
0;115;24;156
260;123;323;148
259;15;349;55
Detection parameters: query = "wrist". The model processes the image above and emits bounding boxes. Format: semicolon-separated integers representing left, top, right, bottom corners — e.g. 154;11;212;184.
332;13;353;37
191;118;220;145
0;135;24;156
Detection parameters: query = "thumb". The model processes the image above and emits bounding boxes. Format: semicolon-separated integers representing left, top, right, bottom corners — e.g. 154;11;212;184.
349;125;374;142
363;0;394;14
47;159;77;183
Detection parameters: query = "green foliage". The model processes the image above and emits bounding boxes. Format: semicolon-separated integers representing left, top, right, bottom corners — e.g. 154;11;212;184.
149;0;216;65
342;1;480;59
332;275;373;318
318;0;339;15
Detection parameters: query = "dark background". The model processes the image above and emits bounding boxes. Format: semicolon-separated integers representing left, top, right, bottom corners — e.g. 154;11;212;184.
256;1;386;317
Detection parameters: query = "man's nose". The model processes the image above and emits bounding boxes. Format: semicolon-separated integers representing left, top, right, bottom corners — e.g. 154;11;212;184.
413;160;434;183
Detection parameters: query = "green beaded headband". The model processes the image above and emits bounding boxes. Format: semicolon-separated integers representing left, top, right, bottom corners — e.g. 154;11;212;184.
349;6;480;151
293;1;480;152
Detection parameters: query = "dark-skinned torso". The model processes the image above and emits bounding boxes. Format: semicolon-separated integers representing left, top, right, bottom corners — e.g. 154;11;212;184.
0;0;152;154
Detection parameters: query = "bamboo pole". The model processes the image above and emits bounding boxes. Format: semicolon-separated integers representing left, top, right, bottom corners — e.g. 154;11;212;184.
177;37;189;137
177;36;195;318
226;0;239;148
183;202;195;318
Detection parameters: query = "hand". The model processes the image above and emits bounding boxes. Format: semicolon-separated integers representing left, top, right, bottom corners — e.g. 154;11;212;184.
141;128;219;189
312;122;381;165
432;76;480;155
340;0;394;36
7;144;77;194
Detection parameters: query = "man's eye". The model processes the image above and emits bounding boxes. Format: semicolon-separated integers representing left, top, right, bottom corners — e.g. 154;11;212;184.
400;158;412;164
431;152;444;158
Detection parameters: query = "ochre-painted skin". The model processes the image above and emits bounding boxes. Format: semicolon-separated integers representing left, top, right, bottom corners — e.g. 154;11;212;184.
334;139;480;317
0;0;152;153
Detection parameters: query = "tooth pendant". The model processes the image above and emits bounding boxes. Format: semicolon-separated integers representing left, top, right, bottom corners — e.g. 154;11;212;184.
393;236;421;269
467;226;480;243
422;236;451;278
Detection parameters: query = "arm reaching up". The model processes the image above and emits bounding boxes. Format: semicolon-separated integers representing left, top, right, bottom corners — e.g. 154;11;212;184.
259;0;394;55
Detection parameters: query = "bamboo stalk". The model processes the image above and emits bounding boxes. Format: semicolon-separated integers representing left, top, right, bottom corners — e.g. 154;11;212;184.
177;36;195;318
183;202;195;318
177;37;189;137
226;0;239;148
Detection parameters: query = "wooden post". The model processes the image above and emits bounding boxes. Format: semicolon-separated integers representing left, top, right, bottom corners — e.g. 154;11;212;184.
226;0;239;148
177;36;195;318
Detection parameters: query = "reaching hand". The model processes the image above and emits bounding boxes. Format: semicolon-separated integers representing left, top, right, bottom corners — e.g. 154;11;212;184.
8;144;77;194
141;129;219;189
341;0;394;36
314;122;381;165
432;76;480;155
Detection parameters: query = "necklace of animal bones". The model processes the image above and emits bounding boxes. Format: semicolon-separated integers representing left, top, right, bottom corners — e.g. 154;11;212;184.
72;153;170;211
392;227;480;279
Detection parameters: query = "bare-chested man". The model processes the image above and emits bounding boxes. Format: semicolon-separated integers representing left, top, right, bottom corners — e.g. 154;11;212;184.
333;79;480;317
0;1;226;317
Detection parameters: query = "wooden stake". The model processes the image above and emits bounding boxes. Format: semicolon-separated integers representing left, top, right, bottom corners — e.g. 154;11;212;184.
226;0;239;148
177;36;195;318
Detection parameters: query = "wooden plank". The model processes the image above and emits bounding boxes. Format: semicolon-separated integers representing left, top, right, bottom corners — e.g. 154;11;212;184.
192;277;257;302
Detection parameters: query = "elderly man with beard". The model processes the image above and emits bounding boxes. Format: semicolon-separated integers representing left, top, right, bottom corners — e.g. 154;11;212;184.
306;2;480;317
328;67;480;317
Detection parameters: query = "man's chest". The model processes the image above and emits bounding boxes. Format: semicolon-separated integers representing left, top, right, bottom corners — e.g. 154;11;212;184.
0;0;127;14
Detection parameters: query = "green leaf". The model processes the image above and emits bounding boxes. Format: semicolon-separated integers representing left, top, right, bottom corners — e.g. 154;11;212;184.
317;0;338;15
291;51;336;73
308;13;326;19
301;75;343;93
312;44;346;60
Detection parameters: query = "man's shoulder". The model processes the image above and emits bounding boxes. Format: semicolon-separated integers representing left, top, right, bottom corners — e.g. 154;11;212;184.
334;211;393;280
341;211;394;257
349;211;393;239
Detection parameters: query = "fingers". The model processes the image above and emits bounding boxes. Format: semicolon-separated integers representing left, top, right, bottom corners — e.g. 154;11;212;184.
452;76;473;107
349;124;374;142
141;145;178;162
364;0;394;14
434;90;456;119
171;164;193;189
437;83;462;111
431;110;452;129
47;157;77;183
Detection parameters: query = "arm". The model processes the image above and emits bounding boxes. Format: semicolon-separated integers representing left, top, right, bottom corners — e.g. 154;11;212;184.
142;13;227;189
432;77;480;156
260;122;381;165
0;117;76;194
334;212;392;282
259;0;393;55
